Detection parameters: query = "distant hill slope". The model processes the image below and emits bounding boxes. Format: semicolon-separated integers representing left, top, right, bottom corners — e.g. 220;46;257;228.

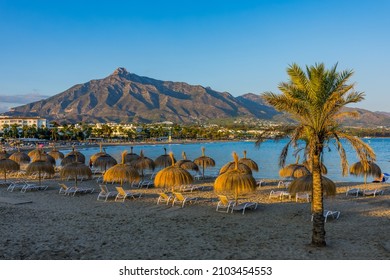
5;67;390;127
235;93;280;119
7;68;255;123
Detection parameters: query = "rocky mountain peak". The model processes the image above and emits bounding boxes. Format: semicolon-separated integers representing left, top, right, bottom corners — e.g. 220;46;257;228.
112;67;130;77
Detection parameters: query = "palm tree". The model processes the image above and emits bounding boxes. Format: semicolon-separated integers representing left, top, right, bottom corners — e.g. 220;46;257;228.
259;63;376;247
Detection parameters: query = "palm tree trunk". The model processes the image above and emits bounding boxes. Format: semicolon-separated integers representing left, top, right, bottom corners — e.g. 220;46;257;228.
311;149;326;247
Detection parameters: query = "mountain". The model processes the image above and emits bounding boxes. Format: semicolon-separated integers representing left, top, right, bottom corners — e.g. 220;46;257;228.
5;67;390;127
339;107;390;127
7;68;258;123
235;93;280;120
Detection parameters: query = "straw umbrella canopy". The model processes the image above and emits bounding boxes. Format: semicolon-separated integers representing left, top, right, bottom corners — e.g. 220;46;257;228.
349;161;382;184
60;154;84;166
64;146;86;164
60;161;92;187
9;149;30;165
103;151;140;187
194;147;216;178
214;152;257;205
31;152;56;166
93;153;117;173
90;143;106;163
175;152;199;172
219;161;252;175
279;163;310;179
288;175;336;196
26;159;55;185
303;160;328;175
0;158;19;182
129;150;155;178
238;150;259;172
48;147;64;160
124;146;140;164
0;149;10;159
27;146;41;158
154;152;193;192
155;147;176;168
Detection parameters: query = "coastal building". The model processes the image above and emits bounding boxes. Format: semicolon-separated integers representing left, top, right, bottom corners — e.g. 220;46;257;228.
0;116;48;129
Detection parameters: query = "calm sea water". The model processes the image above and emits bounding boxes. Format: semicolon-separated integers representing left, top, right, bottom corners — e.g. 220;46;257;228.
59;138;390;182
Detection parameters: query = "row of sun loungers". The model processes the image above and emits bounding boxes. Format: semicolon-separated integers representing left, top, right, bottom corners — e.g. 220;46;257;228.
58;183;95;196
7;171;53;180
215;195;258;214
179;184;207;192
94;178;154;189
96;185;142;202
269;190;310;202
346;187;385;197
7;180;49;192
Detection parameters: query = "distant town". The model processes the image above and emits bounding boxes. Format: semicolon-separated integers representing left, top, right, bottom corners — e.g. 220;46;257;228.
1;115;390;149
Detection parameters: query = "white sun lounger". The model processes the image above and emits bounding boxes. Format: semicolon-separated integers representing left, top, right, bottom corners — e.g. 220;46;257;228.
231;202;258;215
21;183;49;193
346;187;361;197
311;210;340;222
172;192;198;208
363;189;384;197
216;195;235;213
97;185;118;201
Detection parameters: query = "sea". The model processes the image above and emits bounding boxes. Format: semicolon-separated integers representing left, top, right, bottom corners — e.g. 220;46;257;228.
58;138;390;182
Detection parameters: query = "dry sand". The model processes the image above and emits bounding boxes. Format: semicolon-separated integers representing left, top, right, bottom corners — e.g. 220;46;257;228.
0;176;389;260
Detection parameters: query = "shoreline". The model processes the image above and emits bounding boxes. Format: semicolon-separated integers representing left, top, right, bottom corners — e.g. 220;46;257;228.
9;139;245;152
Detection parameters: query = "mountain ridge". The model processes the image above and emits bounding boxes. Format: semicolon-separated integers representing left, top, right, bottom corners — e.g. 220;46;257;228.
5;68;390;127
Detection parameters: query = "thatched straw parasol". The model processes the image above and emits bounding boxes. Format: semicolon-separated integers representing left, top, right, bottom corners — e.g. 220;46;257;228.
175;152;199;172
219;161;252;175
9;149;30;165
124;146;140;164
31;152;56;166
93;154;117;173
155;147;176;168
26;159;55;185
129;150;155;178
0;149;10;159
279;163;310;179
27;146;41;158
90;143;106;163
103;151;140;187
48;147;64;160
288;175;336;196
61;154;84;166
60;161;92;187
64;146;86;164
214;152;256;204
194;147;215;178
350;161;382;184
154;152;193;192
0;158;19;182
238;150;259;172
303;160;328;175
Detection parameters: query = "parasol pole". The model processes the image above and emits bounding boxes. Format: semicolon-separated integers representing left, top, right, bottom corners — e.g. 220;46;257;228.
233;152;239;204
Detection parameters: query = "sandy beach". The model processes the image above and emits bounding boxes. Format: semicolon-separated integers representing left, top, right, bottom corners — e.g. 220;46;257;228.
0;176;389;260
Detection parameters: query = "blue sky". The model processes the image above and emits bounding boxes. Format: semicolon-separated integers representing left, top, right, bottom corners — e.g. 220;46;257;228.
0;0;389;113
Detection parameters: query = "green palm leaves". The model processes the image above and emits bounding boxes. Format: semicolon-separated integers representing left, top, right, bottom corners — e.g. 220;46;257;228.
261;63;376;247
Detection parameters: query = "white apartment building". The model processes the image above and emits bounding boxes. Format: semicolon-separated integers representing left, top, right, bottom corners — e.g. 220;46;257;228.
0;116;48;129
